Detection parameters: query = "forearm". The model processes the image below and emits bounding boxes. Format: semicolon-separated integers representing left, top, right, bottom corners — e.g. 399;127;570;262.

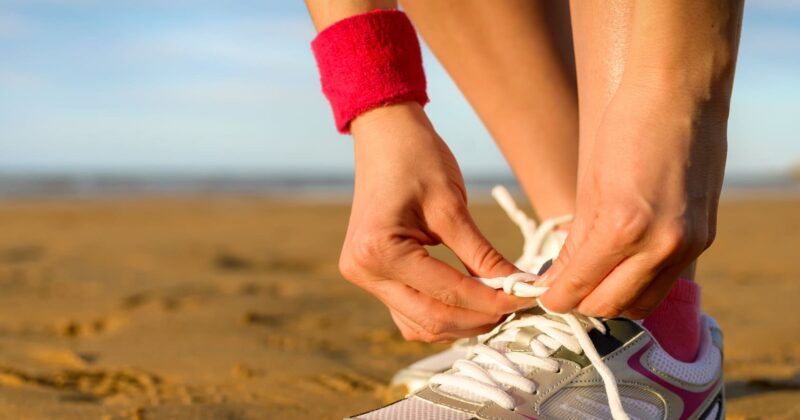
623;0;744;116
305;0;396;31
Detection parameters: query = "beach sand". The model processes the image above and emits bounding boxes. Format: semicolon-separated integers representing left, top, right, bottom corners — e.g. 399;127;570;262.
0;197;798;419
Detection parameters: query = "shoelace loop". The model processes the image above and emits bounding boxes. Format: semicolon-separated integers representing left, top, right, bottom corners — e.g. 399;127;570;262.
429;273;631;420
491;186;572;272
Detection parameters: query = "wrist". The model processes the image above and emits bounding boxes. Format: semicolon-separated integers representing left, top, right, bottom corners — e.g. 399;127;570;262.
351;102;462;193
618;74;732;126
351;102;436;143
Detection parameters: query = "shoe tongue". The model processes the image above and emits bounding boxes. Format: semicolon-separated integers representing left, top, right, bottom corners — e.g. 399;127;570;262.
487;307;566;353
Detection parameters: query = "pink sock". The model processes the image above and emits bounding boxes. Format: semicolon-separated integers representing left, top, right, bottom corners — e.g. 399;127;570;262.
642;278;701;362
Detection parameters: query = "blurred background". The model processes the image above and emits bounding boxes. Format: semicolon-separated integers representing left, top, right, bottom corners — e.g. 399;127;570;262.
0;1;798;420
1;0;799;196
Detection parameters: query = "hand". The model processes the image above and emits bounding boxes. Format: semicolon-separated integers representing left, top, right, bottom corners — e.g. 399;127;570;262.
540;82;728;319
339;103;529;342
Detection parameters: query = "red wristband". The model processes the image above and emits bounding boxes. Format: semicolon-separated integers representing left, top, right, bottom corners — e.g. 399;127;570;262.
311;9;429;134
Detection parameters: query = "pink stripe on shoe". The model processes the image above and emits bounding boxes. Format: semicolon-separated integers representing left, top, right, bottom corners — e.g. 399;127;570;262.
628;341;720;420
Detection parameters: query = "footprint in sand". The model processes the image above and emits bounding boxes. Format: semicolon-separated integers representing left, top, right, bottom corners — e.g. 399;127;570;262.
32;348;98;369
0;244;44;264
0;365;165;405
55;317;123;338
300;371;385;397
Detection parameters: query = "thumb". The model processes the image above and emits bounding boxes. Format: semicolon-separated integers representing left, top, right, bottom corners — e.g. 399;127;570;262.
439;209;519;278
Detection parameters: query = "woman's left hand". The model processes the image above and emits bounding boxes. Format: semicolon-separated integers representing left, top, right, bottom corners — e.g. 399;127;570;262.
540;81;728;319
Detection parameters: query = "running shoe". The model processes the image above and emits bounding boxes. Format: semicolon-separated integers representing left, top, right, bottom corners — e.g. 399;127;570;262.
387;186;572;398
352;274;724;420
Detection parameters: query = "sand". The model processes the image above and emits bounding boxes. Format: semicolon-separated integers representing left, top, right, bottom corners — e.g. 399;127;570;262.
0;196;798;419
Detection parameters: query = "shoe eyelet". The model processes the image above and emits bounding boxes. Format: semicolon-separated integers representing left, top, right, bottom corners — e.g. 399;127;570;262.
556;368;562;374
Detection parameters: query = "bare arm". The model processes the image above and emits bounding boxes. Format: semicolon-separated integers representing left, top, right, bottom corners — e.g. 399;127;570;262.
304;1;527;341
543;0;744;317
305;0;396;31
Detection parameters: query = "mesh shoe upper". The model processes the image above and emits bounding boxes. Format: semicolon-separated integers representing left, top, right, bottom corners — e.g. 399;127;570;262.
351;314;723;420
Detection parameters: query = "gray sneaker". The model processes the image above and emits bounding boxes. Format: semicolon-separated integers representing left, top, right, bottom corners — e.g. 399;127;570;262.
352;275;724;420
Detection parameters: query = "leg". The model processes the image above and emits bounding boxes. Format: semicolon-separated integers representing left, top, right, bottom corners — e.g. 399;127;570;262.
401;0;578;220
568;0;630;183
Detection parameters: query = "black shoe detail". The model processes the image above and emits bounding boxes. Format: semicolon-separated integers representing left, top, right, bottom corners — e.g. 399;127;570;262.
698;390;724;420
551;319;644;368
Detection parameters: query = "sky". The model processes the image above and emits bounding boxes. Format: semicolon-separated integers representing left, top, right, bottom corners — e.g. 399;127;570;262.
0;0;798;177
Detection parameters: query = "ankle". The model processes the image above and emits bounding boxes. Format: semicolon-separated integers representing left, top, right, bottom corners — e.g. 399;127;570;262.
643;278;702;362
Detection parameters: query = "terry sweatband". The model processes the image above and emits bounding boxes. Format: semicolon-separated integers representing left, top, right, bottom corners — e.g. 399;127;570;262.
311;9;429;134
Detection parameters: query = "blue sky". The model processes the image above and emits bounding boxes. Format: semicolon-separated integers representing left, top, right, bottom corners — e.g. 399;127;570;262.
0;0;798;176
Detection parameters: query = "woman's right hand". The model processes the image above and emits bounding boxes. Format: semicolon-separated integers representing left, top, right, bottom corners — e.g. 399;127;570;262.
339;102;530;342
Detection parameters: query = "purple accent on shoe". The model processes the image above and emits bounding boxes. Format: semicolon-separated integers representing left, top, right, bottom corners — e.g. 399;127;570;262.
628;342;720;420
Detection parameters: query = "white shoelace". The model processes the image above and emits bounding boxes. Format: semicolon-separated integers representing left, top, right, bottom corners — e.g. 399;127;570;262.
429;273;631;420
490;186;572;272
457;187;573;347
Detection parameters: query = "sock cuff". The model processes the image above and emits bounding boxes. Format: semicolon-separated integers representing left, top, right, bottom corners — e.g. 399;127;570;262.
665;278;701;305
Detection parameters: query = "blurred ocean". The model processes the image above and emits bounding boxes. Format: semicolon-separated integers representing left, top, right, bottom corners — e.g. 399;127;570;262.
1;171;798;202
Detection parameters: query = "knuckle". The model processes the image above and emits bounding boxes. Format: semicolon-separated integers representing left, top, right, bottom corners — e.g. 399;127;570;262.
604;205;653;247
471;242;506;273
421;316;452;336
431;288;461;307
349;232;391;270
654;223;689;258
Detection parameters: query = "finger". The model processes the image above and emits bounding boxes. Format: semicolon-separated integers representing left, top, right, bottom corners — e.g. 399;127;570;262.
574;252;664;318
370;280;504;336
539;232;627;313
536;235;579;287
536;214;592;286
578;219;706;318
434;206;519;278
389;309;496;342
394;247;533;315
620;266;685;319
